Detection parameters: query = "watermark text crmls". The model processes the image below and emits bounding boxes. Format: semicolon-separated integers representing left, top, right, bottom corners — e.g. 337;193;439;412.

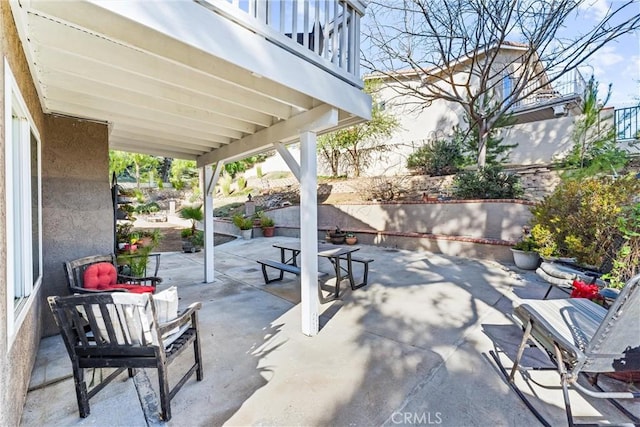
390;411;442;425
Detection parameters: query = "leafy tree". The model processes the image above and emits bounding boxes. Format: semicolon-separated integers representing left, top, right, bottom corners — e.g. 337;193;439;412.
563;76;628;178
456;110;517;166
109;150;132;180
318;79;399;177
130;153;160;189
223;155;267;178
179;204;204;236
363;0;640;167
170;159;198;190
317;134;343;177
159;157;173;183
109;150;160;188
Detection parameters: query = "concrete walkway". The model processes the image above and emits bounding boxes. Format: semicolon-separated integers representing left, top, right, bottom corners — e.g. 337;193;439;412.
22;237;640;426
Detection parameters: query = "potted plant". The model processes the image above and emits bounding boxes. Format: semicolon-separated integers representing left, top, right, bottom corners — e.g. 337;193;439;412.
233;214;254;240
327;226;346;244
511;236;541;270
137;228;161;248
345;232;357;245
259;214;276;238
180;204;204;252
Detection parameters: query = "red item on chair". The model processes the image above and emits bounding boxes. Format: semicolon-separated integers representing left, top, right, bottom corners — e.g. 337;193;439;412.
83;262;154;294
570;279;604;304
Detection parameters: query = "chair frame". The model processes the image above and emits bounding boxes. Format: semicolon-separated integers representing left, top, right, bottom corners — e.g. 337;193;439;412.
64;254;162;293
48;293;203;421
494;274;640;426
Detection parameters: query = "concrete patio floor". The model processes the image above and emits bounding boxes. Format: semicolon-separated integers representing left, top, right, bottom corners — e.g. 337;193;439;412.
21;237;640;426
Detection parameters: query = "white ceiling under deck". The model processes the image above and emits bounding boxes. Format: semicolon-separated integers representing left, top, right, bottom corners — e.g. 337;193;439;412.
10;0;370;163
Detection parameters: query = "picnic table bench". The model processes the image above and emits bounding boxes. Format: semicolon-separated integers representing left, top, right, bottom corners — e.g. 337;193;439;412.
256;242;374;300
257;259;301;283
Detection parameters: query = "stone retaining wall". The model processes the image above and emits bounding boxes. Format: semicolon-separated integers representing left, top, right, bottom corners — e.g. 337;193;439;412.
247;167;561;202
216;200;534;262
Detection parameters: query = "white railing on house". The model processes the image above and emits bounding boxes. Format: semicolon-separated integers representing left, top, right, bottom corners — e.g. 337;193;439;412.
196;0;366;88
511;69;586;111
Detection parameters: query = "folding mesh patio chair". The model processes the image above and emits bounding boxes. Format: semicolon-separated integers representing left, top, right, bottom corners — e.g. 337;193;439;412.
493;274;640;426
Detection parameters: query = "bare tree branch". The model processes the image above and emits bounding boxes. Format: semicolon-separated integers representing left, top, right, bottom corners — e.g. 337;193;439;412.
362;0;640;166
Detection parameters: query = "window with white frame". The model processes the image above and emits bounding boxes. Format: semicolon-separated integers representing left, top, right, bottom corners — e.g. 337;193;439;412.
4;59;42;343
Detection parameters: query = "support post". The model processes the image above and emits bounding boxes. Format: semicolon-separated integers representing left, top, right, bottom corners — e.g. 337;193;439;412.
203;164;218;283
299;131;319;336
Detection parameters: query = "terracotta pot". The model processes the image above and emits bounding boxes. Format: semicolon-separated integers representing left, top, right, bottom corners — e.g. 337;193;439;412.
262;226;275;237
345;236;357;245
138;237;153;247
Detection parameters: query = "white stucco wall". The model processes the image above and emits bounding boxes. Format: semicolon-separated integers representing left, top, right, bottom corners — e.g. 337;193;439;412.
502;116;575;165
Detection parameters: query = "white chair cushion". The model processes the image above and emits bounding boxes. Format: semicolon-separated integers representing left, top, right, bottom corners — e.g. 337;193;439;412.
152;286;179;337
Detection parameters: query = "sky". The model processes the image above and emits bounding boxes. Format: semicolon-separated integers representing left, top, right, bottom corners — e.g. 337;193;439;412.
574;0;640;108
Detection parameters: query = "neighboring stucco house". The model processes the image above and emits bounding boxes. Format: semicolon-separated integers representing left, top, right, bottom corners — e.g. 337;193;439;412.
1;1;370;424
361;43;589;176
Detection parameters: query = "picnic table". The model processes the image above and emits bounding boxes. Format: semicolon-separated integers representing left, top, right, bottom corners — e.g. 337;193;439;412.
257;241;373;301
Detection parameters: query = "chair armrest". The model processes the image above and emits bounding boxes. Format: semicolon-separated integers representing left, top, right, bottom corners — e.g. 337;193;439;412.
158;302;202;335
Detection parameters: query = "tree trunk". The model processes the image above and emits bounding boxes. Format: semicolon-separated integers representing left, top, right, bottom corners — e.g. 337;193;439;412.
160;157;172;182
477;119;488;168
135;163;141;189
331;150;339;177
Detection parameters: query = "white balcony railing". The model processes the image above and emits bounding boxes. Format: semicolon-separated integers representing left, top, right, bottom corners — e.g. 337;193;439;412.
511;69;586;111
196;0;366;88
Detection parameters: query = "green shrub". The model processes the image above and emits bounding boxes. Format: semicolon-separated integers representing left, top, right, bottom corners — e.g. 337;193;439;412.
530;173;640;267
406;139;464;176
220;172;233;196
116;223;134;244
259;214;274;228
232;214;253;230
189;230;204;247
134;201;160;214
256;165;264;178
452;165;523;199
237;175;247;191
133;188;145;203
513;237;538;252
530;224;557;258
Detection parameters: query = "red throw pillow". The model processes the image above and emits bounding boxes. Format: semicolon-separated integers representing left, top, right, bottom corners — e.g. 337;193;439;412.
83;263;117;290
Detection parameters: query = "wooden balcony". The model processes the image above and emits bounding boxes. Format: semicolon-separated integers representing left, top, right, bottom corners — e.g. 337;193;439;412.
9;0;372;162
209;0;366;88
